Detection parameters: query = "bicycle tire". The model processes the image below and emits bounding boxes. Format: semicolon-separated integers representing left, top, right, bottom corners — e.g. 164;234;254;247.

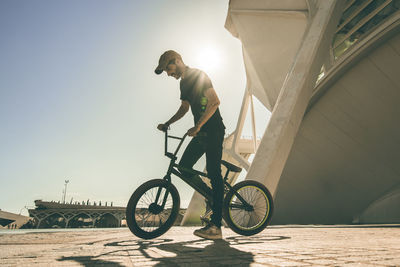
126;179;180;239
223;180;273;236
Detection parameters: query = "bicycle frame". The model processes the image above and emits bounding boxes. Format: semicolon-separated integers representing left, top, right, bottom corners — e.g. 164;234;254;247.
163;131;212;199
154;130;253;211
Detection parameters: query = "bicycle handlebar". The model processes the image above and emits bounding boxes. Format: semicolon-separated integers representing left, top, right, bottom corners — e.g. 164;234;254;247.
164;129;188;158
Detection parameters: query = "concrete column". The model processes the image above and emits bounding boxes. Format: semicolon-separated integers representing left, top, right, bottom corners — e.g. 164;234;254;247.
245;0;346;197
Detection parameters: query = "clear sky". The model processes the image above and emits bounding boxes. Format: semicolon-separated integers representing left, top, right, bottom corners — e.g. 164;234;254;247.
0;0;270;215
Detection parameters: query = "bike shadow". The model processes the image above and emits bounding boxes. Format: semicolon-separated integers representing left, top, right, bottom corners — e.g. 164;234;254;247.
57;255;124;267
102;234;290;266
57;234;290;266
142;238;253;266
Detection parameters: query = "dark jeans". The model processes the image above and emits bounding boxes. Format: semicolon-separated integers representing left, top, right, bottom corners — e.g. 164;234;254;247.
179;129;225;228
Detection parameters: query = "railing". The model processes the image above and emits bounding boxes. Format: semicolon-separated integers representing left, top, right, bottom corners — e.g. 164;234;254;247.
333;0;399;58
317;0;399;83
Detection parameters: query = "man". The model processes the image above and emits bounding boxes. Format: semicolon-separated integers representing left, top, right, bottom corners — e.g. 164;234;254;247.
155;50;225;240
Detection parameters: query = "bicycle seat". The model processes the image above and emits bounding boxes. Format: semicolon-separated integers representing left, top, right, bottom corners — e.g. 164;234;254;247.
221;160;242;173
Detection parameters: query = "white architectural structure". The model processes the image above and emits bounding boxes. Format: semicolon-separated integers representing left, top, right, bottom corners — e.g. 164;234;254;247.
183;0;400;225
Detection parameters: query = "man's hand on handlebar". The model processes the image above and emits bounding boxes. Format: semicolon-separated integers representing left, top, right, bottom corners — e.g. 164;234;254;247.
187;125;201;137
157;123;170;132
157;122;200;136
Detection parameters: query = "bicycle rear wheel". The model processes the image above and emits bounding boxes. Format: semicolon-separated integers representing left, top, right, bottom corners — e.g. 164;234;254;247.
126;179;180;239
223;180;273;236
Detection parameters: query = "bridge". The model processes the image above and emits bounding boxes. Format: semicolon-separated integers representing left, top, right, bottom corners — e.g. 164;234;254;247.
28;200;126;228
28;200;187;228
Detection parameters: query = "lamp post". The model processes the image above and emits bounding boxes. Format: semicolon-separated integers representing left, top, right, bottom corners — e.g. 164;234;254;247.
19;206;28;215
62;180;69;204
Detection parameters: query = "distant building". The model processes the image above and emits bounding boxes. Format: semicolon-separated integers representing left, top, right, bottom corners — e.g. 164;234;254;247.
0;209;32;229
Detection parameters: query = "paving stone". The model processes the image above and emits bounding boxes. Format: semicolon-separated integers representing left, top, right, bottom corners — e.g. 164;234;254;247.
305;258;345;265
282;254;318;261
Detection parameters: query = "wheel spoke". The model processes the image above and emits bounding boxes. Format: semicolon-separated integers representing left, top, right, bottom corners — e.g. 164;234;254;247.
140;213;152;227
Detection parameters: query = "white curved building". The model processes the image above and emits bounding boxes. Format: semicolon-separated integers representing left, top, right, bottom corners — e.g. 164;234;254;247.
183;0;400;225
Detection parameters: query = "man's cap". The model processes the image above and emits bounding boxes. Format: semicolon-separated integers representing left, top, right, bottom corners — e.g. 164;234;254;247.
155;50;182;75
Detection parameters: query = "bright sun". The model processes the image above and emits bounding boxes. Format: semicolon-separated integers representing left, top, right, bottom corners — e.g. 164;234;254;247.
196;45;221;73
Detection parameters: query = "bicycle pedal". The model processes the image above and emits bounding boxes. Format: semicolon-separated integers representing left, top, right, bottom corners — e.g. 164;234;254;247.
200;216;211;225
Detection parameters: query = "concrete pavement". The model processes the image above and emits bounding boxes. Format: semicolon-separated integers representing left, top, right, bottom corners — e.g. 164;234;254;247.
1;225;400;266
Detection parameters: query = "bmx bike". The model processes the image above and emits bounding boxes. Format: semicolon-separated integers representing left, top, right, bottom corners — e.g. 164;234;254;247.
126;130;274;239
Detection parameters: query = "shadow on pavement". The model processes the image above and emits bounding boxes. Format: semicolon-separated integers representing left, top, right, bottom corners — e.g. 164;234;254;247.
225;235;290;244
101;234;290;266
56;234;290;266
57;255;124;266
149;239;253;266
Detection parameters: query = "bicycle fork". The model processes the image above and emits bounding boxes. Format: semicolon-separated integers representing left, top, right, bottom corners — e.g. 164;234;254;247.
151;178;172;212
152;155;177;211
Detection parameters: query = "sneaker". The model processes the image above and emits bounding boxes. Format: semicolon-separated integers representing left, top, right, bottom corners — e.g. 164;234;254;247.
193;224;222;240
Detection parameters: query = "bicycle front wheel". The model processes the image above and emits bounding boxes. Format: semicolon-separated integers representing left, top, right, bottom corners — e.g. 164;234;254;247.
223;180;273;236
126;179;180;239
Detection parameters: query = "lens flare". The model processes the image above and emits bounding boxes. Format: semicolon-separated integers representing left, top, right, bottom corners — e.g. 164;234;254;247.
196;45;221;73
